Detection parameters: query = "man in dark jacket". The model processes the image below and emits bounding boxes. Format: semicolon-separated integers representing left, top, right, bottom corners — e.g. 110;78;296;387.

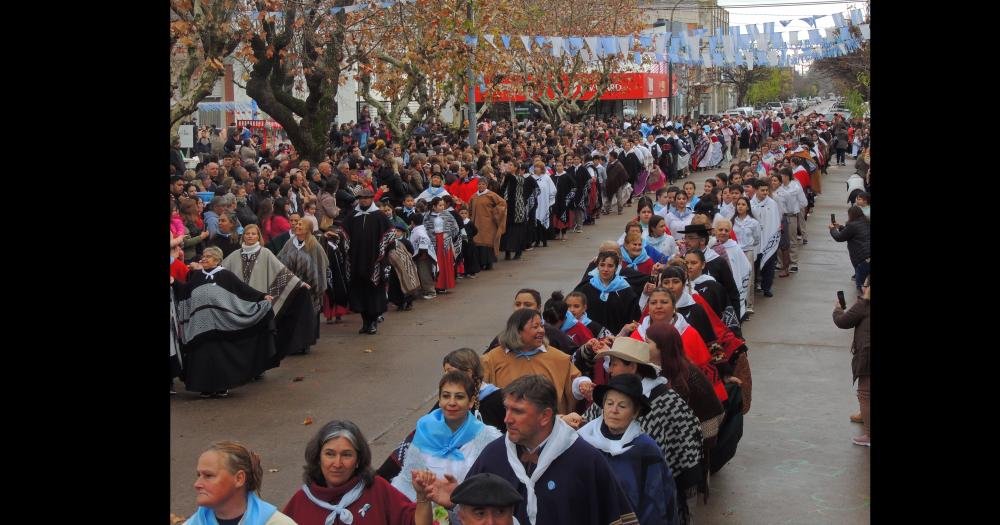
621;139;642;205
603;151;629;215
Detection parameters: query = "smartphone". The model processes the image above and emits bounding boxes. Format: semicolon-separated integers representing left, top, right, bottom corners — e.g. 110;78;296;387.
837;290;847;309
830;213;836;224
649;273;662;287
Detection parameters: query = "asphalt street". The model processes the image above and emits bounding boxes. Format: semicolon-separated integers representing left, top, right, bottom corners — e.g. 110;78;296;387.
171;109;869;523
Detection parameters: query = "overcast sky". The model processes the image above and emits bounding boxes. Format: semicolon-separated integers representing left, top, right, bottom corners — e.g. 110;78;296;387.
718;0;864;35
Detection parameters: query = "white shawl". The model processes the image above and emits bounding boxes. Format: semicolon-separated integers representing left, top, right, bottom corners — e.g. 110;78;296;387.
751;195;782;264
504;418;578;525
577;417;643;457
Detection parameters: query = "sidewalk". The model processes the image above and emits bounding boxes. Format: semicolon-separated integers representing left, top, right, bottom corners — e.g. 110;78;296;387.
696;162;870;524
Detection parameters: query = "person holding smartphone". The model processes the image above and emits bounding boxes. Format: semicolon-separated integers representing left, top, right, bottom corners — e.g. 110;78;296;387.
828;206;870;293
832;276;870;446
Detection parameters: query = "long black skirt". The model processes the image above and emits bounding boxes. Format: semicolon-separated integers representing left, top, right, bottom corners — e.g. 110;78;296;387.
181;316;276;393
500;222;529;252
476;245;497;267
275;287;319;359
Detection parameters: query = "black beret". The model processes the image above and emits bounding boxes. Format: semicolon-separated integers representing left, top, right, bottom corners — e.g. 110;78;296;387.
451;473;523;508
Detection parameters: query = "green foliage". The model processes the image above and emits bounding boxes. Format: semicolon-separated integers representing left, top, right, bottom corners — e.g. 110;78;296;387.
746;68;792;106
843;89;869;117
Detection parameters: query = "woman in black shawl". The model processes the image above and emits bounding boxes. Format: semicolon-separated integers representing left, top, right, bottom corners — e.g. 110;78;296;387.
176;246;277;398
551;157;577;241
498;162;539;260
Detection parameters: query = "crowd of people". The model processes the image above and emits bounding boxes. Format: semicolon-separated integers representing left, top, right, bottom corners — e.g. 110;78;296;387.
171;107;872;524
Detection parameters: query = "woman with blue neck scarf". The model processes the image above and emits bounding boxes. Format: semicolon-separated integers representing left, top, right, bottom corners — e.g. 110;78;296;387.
574;251;642;335
391;371;502;508
186;441;297;525
620;233;657;275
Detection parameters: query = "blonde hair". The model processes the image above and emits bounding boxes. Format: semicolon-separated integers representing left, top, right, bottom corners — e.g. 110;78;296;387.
241;224;262;245
624;232;643;245
206;441;264;495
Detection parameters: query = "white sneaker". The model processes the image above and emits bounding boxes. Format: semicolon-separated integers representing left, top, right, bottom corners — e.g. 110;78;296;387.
423;293;437;300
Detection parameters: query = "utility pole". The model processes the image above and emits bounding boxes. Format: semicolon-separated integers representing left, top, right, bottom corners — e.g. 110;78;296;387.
466;0;477;147
666;0;686;120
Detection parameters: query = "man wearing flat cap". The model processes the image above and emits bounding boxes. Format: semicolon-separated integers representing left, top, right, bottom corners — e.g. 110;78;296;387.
344;186;395;334
415;472;524;525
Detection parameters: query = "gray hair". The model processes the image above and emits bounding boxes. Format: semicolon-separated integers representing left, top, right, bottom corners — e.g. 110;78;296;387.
303;420;374;488
202;246;224;262
498;309;542;351
209;196;226;209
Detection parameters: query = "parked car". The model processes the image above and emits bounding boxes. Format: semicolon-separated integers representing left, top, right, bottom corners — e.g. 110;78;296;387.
766;101;783;113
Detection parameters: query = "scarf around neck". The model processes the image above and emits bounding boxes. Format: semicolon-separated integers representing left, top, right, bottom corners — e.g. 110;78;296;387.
301;480;365;525
241;242;262;255
504;418;578;525
560;310;579;333
577;417;643;457
202;266;225;280
589;270;630;302
188;492;277;525
411;408;485;460
619;245;650;270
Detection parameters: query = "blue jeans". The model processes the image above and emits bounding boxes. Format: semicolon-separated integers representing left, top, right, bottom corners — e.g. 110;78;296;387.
353;131;368;150
854;259;870;291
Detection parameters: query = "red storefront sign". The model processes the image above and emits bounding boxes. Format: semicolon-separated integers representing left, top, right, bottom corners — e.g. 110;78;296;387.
472;73;674;103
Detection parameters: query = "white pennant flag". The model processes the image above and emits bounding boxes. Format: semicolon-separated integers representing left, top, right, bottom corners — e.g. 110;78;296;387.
549;36;563;57
832;13;846;27
519;35;531;51
584;36;599;56
722;35;733;55
850;9;864;25
618;36;631;57
768;49;779;66
655;34;666;55
788;31;799;46
745;49;755;70
580;48;592;62
484;34;497;49
702;50;713;68
858;23;870;40
723;45;734;63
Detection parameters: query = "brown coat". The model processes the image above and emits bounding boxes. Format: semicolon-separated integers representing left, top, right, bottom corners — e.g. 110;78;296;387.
469;190;507;257
832;298;870;380
482;345;581;415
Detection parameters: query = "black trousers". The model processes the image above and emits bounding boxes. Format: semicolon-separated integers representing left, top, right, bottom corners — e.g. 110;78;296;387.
836;148;847;164
756;252;777;293
532;219;548;246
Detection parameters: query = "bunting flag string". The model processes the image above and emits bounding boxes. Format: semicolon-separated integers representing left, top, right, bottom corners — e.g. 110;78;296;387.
252;2;866;70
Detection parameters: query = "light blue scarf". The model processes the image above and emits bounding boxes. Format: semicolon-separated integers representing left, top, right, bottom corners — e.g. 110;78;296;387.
479;382;499;400
620;245;650;270
188;492;277;525
577;311;593;328
589;269;631;302
427;186;445;197
671;207;691;219
561;310;579;333
411;408;485;460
